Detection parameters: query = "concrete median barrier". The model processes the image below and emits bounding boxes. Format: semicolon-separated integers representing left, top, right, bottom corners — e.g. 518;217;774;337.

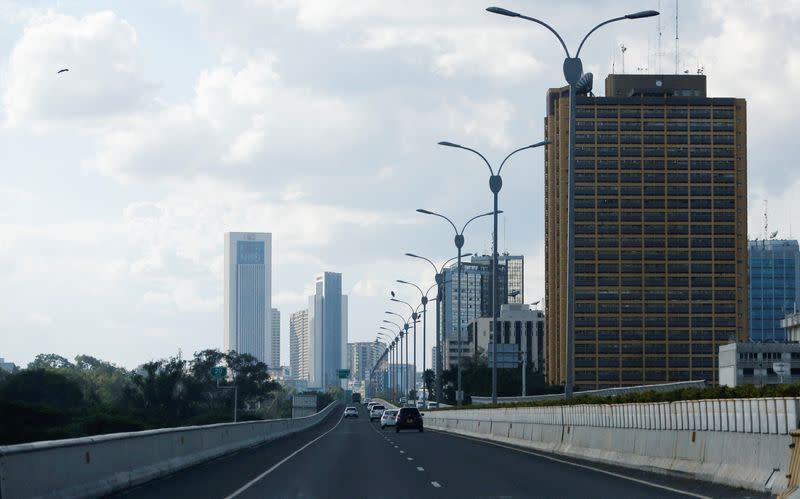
424;397;797;495
0;402;338;499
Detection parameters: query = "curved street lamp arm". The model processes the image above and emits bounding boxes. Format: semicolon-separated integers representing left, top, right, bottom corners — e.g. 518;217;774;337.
397;279;424;297
382;319;402;330
498;140;550;175
384;311;407;325
390;298;415;316
406;253;438;274
461;210;500;234
439;142;495;175
575;16;627;58
417;209;458;235
514;13;570;58
425;283;437;296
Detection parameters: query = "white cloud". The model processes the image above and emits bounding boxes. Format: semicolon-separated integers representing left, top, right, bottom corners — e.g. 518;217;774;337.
3;10;155;128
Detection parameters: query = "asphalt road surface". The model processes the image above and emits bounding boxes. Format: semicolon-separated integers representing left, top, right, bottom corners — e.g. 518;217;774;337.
117;403;768;498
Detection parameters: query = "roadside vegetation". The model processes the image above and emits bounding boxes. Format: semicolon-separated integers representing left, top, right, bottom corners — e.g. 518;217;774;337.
0;349;293;445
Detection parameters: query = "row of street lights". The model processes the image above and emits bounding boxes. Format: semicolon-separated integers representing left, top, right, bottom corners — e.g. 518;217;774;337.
369;6;659;404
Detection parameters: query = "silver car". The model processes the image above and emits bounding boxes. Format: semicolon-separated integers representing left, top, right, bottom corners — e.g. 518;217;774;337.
369;404;386;420
380;409;399;429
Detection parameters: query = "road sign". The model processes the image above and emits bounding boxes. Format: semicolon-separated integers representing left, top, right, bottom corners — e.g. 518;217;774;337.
210;366;227;380
337;369;350;379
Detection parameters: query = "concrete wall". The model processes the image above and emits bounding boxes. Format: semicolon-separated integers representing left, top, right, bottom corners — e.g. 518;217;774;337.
0;402;338;499
425;398;798;494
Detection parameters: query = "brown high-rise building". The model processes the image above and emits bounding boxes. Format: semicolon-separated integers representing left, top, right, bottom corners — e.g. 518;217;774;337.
544;74;747;389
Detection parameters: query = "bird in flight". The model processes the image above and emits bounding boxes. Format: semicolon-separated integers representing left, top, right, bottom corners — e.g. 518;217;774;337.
57;68;69;74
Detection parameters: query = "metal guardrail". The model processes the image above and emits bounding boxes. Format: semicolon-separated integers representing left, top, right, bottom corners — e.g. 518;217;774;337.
471;380;707;405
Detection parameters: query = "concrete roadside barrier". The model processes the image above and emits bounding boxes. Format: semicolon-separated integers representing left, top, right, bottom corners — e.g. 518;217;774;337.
0;402;338;499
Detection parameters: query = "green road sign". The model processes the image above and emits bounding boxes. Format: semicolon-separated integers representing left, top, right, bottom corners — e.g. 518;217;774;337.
337;369;350;379
210;366;227;380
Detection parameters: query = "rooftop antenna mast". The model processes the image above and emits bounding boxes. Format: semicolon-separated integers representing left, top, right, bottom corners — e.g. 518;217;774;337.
657;0;663;73
675;0;679;74
763;199;768;240
621;44;627;73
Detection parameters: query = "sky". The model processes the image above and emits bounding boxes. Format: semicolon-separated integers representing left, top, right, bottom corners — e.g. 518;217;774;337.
1;0;799;370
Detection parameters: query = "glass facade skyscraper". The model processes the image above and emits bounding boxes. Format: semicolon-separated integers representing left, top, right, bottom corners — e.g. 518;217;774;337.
470;254;524;303
749;240;800;342
308;272;348;388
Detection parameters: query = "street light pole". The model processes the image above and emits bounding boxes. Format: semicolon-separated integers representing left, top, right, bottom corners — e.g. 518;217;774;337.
417;209;498;405
437;142;549;403
405;253;469;404
485;6;658;400
397;280;437;406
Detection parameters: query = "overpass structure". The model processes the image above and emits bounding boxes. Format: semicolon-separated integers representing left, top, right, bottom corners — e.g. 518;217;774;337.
1;397;795;497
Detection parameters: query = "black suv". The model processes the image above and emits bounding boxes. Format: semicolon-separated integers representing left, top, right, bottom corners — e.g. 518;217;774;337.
395;407;424;432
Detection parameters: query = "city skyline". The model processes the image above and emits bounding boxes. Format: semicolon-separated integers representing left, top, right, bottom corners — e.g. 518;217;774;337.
2;1;798;370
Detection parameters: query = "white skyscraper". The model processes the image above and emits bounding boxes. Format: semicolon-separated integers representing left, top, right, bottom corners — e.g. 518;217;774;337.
224;232;272;364
290;309;309;380
271;308;280;368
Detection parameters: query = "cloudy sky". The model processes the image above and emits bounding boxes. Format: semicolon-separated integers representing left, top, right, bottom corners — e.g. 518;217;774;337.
1;0;798;370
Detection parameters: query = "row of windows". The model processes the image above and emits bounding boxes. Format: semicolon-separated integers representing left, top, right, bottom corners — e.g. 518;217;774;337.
575;303;736;314
575;199;737;209
574;289;736;301
576;146;736;158
576;211;736;222
576;359;716;369
575;107;735;119
575;185;737;197
575;371;716;382
575;262;737;274
574;249;737;261
575;276;738;287
575;224;736;236
574;316;737;327
574;172;735;183
575;237;738;248
575;159;736;171
575;330;723;341
576;133;735;145
575;342;725;355
577;121;735;132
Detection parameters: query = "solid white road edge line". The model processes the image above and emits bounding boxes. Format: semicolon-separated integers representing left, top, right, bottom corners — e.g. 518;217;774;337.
223;411;345;499
430;430;711;499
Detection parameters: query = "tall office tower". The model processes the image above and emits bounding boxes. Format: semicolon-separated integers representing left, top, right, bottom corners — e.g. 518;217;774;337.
289;309;309;380
545;74;747;389
441;260;508;367
471;253;524;303
308;272;348;388
749;239;800;342
270;308;280;368
348;341;380;382
224;232;272;363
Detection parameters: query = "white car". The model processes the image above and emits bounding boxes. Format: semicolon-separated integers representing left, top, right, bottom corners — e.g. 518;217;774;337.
427;402;439;409
343;406;358;418
380;409;399;429
369;404;386;420
415;400;424;409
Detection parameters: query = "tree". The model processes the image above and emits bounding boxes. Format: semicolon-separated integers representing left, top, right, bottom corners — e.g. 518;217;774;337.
0;369;84;410
423;369;435;400
28;353;74;370
224;351;279;409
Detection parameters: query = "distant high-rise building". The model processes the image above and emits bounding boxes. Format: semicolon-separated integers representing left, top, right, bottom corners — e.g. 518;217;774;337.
470;253;524;303
545;74;747;389
271;308;281;368
289;309;309;380
224;232;272;364
308;272;348;388
749;240;800;342
441;260;508;367
348;341;380;382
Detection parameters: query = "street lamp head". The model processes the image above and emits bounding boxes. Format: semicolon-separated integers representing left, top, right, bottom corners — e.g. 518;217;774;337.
416;208;435;215
530;140;551;148
405;252;420;258
486;6;520;17
625;10;659;19
397;279;410;285
391;290;396;298
437;141;462;148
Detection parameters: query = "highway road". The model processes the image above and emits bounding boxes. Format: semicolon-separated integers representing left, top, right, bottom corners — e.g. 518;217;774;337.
117;403;767;498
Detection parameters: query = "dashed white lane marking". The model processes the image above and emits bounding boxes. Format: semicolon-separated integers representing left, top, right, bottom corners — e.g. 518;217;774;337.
435;431;712;499
406;457;413;461
400;450;405;454
431;481;442;488
224;411;344;499
416;467;424;471
394;445;399;448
